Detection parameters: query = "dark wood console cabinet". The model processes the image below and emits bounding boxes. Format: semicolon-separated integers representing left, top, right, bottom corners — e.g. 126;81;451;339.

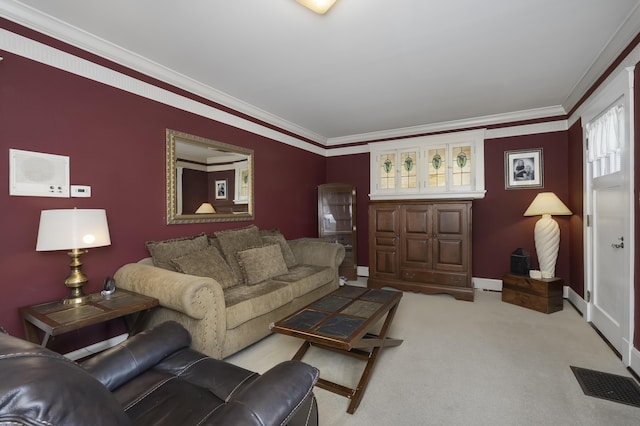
368;200;473;301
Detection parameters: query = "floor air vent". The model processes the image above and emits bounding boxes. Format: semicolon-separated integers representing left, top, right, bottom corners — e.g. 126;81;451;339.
571;366;640;408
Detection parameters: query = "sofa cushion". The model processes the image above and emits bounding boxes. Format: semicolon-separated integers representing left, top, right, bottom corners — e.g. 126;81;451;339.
224;281;293;329
215;225;264;284
260;229;297;268
272;265;336;299
170;246;238;289
236;244;289;285
146;233;209;271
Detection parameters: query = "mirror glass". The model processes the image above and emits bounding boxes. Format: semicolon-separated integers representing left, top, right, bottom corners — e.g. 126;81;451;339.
166;129;254;224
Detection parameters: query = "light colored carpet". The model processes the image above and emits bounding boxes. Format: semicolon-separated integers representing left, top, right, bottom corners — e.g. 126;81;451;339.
226;282;639;425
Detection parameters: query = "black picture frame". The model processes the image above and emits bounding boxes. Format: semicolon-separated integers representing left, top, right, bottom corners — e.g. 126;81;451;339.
504;148;544;189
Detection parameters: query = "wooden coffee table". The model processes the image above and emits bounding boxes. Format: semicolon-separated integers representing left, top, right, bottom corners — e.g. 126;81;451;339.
272;285;402;414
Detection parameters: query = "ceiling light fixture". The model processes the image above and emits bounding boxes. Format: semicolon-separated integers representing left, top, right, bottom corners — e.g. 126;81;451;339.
296;0;338;14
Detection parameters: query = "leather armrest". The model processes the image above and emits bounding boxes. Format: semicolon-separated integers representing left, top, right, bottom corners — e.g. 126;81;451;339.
0;333;132;425
214;360;319;425
83;321;190;390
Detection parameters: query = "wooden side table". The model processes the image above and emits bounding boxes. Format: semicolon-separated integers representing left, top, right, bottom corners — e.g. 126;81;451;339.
502;273;564;314
20;289;159;347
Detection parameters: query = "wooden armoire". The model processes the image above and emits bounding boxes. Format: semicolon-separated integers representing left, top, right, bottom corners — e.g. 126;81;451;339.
368;200;473;301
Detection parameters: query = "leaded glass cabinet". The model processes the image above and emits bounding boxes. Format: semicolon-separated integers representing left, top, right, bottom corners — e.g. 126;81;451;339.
369;129;485;200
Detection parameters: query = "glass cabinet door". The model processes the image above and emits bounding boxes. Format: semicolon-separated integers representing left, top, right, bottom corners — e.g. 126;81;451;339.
318;183;357;280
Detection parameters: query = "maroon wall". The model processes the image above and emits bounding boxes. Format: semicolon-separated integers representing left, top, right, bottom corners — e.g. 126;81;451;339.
325;153;371;267
635;65;640;349
326;132;571;284
474;132;571;282
0;50;326;349
183;169;208;214
567;120;585;297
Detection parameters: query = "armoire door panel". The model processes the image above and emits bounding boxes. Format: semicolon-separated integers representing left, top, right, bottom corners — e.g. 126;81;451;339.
403;206;430;235
403;238;431;264
434;239;466;271
374;249;398;275
368;200;472;301
375;236;397;247
374;208;399;234
435;207;464;235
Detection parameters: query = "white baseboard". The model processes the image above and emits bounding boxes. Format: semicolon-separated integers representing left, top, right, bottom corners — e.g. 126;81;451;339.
567;287;587;315
356;266;369;277
473;277;502;291
63;333;128;361
630;346;640;377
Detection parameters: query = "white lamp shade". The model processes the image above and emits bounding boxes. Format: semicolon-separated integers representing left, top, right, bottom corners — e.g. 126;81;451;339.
523;192;572;216
195;202;216;214
36;209;111;251
296;0;337;14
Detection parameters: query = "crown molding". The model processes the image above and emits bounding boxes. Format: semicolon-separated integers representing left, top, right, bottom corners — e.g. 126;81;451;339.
325;105;566;145
0;27;327;157
0;0;329;146
1;0;619;154
562;1;640;114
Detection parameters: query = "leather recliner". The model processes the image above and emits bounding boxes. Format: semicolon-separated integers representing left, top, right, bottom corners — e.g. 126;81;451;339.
0;321;319;425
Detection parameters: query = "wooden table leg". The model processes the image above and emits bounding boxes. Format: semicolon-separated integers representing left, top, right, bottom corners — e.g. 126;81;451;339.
346;302;401;414
23;320;51;347
291;302;403;414
292;340;311;361
125;308;152;336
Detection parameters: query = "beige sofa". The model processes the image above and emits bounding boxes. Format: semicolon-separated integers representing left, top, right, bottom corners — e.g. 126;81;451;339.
114;226;345;359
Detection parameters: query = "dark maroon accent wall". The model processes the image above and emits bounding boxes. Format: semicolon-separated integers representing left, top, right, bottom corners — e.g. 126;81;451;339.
0;51;326;350
326;132;571;283
567;120;585;297
182;169;208;214
474;133;570;282
635;65;640;349
325;153;372;266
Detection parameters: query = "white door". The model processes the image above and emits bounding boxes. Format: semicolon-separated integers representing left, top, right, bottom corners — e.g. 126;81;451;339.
590;174;628;355
584;67;634;365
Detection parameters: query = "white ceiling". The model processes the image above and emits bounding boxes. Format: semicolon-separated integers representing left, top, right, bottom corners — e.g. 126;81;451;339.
4;0;640;145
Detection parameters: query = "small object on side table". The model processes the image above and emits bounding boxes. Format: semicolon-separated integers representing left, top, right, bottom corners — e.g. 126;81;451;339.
501;273;563;314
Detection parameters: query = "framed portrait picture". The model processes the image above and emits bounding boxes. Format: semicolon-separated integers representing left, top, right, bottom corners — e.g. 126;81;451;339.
504;148;543;189
215;179;228;199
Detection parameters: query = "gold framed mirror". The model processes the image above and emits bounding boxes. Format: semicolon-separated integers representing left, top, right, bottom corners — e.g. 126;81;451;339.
166;129;254;224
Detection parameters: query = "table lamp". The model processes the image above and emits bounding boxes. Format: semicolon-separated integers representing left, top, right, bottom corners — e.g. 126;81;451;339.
36;209;111;304
523;192;572;278
195;202;216;214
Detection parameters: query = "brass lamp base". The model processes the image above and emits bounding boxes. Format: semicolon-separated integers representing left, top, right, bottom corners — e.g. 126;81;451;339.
63;248;91;305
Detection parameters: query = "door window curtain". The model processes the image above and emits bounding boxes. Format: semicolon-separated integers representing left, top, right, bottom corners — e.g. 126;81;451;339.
586;104;623;177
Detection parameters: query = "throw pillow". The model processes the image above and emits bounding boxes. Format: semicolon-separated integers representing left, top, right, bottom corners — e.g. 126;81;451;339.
260;229;297;268
170;245;238;289
236;244;289;285
215;225;264;284
146;233;209;271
